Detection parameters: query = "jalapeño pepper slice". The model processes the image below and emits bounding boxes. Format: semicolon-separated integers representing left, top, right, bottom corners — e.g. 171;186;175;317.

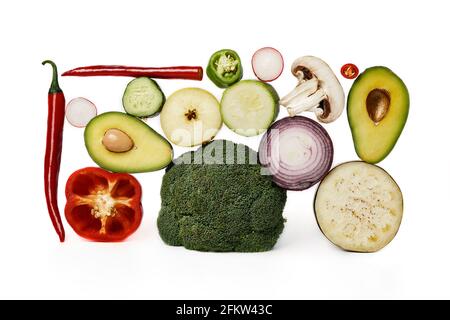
206;49;243;88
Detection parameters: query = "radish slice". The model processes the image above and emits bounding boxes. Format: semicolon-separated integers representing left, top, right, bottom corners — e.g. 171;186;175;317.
258;116;333;190
65;97;97;128
252;47;284;82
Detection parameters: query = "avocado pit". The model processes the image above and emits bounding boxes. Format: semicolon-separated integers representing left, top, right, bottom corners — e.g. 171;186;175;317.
366;89;390;124
102;128;134;153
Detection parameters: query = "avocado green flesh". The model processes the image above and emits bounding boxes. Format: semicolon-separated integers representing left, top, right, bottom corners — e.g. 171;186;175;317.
347;67;409;164
84;112;173;173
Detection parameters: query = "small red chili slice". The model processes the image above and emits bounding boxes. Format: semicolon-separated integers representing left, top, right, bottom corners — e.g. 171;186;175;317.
65;167;143;241
341;63;359;79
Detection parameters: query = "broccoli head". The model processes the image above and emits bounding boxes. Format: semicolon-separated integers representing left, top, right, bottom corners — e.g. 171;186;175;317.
157;140;287;252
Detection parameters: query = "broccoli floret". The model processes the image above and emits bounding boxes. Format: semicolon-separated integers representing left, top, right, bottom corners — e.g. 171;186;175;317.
157;140;287;252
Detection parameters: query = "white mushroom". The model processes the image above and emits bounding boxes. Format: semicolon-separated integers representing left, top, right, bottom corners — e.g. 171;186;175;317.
280;56;345;123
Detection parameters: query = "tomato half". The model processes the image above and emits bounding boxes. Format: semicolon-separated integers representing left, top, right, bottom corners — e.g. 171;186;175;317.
64;167;143;241
340;63;359;79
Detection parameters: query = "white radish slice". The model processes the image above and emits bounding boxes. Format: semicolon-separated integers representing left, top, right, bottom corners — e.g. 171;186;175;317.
314;161;403;253
252;47;284;82
65;97;97;128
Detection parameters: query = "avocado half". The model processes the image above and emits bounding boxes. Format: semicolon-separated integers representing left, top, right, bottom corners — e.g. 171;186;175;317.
347;66;409;164
84;112;173;173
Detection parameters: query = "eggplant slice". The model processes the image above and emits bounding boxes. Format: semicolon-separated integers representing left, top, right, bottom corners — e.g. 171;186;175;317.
314;161;403;252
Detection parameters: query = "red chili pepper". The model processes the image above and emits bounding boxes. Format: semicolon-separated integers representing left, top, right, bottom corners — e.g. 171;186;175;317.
65;167;143;242
62;65;203;80
340;63;359;79
43;60;66;242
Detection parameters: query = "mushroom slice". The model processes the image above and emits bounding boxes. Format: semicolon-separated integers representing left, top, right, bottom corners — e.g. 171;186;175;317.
280;56;345;123
280;77;319;106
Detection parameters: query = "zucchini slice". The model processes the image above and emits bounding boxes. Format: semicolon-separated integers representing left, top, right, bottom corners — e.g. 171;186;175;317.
314;161;403;252
220;80;279;137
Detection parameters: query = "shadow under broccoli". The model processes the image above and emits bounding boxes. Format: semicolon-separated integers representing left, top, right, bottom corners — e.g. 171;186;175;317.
157;140;287;252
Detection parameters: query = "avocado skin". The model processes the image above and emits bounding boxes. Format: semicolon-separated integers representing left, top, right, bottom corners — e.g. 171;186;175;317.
347;66;409;164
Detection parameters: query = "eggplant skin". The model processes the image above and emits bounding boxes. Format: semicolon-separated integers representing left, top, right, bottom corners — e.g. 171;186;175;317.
313;161;403;253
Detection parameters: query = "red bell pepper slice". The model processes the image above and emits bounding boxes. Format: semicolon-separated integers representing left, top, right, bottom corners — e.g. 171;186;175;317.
65;167;143;242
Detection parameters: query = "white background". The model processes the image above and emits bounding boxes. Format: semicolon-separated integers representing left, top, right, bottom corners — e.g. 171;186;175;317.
1;0;449;299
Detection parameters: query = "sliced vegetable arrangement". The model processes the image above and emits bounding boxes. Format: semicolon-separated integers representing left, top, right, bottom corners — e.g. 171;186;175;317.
42;49;408;252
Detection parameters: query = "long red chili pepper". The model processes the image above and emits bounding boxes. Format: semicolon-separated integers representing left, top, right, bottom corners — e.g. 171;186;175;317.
62;65;203;80
43;60;66;242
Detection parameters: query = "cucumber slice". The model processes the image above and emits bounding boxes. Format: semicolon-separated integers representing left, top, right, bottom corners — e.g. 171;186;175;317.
220;80;279;137
122;77;165;117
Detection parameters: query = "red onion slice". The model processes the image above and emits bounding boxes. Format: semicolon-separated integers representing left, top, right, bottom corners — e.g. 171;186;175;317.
258;116;333;190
